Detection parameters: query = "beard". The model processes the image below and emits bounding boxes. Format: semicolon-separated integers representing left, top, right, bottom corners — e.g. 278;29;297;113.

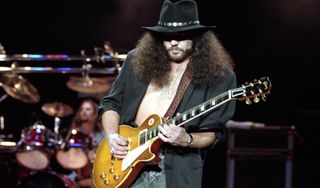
167;46;193;62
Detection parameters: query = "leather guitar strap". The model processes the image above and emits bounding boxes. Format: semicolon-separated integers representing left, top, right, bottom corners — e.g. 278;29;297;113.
164;70;191;119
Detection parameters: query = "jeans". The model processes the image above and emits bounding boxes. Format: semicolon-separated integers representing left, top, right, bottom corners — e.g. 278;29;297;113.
130;153;166;188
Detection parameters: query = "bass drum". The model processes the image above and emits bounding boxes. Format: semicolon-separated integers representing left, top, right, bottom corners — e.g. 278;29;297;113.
16;171;76;188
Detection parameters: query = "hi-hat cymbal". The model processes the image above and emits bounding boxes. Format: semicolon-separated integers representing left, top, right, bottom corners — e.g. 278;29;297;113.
0;73;40;103
42;102;73;117
66;76;115;94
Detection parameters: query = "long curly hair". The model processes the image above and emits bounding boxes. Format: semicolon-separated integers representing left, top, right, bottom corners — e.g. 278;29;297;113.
132;31;234;87
71;98;102;133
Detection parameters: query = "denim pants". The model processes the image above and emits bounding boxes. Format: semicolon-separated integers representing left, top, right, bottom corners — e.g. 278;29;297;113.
130;153;166;188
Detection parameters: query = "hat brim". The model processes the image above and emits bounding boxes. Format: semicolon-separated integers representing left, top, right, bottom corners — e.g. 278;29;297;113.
142;25;216;33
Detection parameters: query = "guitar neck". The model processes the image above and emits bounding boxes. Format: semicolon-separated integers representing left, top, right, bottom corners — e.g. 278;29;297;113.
166;90;236;127
145;89;240;142
142;75;271;143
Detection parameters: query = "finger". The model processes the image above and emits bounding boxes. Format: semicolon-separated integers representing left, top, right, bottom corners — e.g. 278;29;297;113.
159;124;170;138
113;153;126;159
112;143;129;152
112;149;127;159
110;147;128;159
111;136;128;147
165;123;179;134
116;139;128;147
167;124;178;132
158;131;171;143
110;142;127;154
117;136;129;146
113;149;128;155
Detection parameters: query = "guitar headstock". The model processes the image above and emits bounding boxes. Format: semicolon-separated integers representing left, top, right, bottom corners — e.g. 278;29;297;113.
232;77;272;105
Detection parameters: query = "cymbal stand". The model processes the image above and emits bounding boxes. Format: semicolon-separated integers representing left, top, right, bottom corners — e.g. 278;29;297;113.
0;116;4;133
53;116;62;146
80;50;93;87
0;81;8;103
54;117;60;136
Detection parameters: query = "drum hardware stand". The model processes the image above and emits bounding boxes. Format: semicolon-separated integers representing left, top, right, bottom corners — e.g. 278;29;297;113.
81;49;94;87
0;116;5;138
54;116;62;145
0;80;6;99
0;116;4;132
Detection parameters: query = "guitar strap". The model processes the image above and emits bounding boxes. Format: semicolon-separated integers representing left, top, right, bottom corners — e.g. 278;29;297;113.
164;69;191;119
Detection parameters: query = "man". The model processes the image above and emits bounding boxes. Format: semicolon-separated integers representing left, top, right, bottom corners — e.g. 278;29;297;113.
98;0;236;187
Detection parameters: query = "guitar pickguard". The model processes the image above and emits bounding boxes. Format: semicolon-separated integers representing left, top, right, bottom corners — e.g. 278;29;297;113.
122;140;151;171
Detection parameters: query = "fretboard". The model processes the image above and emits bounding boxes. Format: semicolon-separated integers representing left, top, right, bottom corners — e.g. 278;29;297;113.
139;90;234;145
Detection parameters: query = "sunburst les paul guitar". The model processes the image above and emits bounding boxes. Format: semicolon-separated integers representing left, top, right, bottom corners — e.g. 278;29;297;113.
92;77;271;188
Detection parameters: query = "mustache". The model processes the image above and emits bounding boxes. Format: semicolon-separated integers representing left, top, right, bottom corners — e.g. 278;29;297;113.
168;47;183;51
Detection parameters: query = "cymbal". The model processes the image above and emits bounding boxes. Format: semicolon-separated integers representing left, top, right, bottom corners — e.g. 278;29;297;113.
66;76;115;94
42;102;73;117
0;73;40;103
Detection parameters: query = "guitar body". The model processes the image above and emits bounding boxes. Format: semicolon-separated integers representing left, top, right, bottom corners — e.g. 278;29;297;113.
92;114;164;188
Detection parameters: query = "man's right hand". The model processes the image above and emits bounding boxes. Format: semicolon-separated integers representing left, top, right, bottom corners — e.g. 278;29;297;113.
107;133;129;159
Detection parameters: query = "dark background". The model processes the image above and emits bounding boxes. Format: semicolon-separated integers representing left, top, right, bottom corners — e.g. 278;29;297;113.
0;0;319;187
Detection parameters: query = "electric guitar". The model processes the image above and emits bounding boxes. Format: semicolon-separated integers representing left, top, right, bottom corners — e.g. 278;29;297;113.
92;77;271;188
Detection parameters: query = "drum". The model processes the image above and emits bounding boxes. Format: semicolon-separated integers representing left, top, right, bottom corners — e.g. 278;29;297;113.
17;171;76;188
56;128;91;170
16;124;55;170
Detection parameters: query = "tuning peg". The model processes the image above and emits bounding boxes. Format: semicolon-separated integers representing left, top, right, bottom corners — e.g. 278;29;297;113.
253;96;260;103
245;99;252;105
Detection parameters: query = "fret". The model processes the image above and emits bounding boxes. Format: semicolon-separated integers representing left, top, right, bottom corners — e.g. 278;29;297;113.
148;130;152;140
211;99;216;106
191;109;196;116
147;128;159;141
182;113;187;121
200;104;205;111
153;128;158;138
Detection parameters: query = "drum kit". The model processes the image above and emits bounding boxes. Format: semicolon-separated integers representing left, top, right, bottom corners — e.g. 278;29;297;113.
0;53;123;187
11;101;96;183
4;100;99;187
0;73;109;187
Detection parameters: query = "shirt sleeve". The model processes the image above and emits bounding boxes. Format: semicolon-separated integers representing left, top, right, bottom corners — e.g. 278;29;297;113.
98;50;134;119
187;70;237;149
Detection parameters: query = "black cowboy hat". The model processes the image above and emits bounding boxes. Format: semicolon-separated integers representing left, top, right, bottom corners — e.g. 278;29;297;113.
142;0;215;33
